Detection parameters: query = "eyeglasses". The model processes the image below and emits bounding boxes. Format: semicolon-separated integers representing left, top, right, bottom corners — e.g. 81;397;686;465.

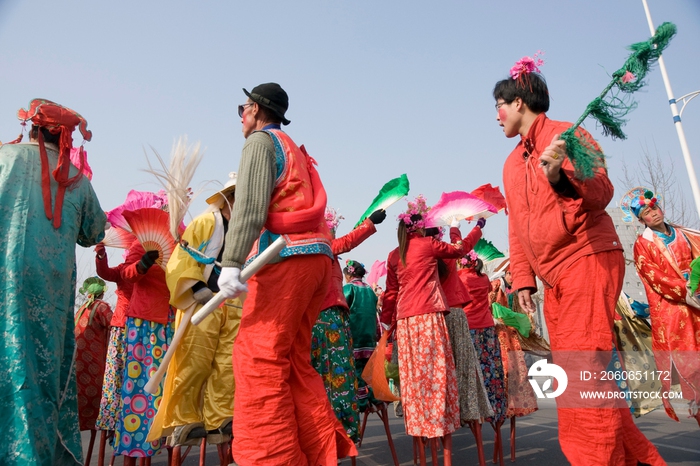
237;103;254;118
495;101;510;110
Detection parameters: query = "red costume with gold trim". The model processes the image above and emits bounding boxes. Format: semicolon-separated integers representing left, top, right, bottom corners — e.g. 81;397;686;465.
634;225;700;421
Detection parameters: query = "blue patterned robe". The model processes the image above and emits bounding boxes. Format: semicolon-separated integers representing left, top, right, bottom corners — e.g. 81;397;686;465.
0;142;106;465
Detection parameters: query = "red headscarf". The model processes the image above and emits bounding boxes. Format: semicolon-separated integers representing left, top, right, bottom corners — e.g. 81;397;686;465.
14;99;92;229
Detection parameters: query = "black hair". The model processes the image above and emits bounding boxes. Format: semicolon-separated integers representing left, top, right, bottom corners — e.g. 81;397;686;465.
436;258;449;280
473;258;485;276
398;214;423;266
256;104;282;125
343;260;366;278
493;73;550;114
30;125;60;144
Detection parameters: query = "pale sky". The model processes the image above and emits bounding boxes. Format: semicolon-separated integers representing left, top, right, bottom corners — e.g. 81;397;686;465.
1;0;698;291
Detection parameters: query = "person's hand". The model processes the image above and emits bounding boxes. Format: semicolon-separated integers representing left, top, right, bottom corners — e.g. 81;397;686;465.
539;134;566;184
369;209;387;225
518;289;536;314
476;217;486;229
138;250;160;273
217;267;248;299
95;243;106;260
450;217;460;228
193;287;215;304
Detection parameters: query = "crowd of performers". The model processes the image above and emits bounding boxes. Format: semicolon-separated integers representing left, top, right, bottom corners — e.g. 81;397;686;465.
1;57;700;466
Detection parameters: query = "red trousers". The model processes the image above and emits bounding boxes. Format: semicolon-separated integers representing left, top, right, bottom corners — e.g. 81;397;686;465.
231;254;357;465
544;251;665;466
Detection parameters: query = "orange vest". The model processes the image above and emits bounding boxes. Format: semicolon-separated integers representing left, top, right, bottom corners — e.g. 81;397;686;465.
245;129;332;265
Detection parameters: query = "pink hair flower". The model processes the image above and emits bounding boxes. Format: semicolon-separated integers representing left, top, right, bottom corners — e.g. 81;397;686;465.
510;51;545;80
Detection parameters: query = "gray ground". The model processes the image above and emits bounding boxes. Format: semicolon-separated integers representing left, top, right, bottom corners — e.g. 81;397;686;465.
82;398;699;465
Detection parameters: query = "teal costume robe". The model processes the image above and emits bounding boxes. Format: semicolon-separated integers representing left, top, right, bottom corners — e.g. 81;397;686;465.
0;143;106;465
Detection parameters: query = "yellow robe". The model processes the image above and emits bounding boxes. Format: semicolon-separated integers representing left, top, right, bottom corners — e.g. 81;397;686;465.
148;211;243;440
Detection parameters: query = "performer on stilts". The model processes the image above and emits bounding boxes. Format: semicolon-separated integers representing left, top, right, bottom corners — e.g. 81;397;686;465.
493;44;667;463
216;83;357;465
0;99;106;465
148;173;244;446
381;196;477;465
311;207;386;443
626;188;700;425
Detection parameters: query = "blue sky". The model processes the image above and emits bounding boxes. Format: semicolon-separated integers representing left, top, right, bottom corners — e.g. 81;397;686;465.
1;0;699;287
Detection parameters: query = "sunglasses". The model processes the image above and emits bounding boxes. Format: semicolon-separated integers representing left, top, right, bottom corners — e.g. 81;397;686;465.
237;102;254;118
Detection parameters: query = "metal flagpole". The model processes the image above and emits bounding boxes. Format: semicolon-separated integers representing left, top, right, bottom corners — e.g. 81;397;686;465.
641;0;700;220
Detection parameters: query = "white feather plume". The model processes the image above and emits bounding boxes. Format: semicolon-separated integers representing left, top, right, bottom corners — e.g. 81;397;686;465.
143;136;204;239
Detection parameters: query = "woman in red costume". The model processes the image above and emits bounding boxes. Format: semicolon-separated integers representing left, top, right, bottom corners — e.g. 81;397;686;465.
629;188;700;425
458;255;507;429
380;196;477;465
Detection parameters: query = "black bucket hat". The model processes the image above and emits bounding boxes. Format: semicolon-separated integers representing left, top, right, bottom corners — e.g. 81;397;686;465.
243;83;291;125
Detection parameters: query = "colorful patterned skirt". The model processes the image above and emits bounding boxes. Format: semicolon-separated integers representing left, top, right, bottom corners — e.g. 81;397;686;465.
311;306;360;442
470;326;507;423
95;326;127;432
495;322;538;418
444;309;494;423
397;312;460;438
114;315;174;457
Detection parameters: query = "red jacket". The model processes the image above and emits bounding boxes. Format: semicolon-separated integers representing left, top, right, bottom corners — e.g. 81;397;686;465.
440;226;482;308
120;240;171;325
319;219;377;311
503;113;622;290
381;227;467;325
95;255;133;328
459;268;494;330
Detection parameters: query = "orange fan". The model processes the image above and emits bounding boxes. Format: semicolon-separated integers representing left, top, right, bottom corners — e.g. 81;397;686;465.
122;208;176;270
101;225;137;249
361;324;400;402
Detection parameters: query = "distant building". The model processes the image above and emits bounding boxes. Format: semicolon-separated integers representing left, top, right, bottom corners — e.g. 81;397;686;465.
607;206;647;303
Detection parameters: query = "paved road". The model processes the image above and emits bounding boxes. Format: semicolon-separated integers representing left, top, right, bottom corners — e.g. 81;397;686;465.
82;398;699;465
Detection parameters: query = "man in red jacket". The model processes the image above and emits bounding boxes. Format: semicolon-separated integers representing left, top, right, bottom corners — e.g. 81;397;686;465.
493;64;665;465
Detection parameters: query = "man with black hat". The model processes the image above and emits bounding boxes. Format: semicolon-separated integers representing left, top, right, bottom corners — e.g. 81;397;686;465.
217;83;356;465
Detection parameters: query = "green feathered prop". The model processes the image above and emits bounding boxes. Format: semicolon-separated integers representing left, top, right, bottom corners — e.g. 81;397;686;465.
492;302;531;338
689;257;700;295
562;22;676;180
473;238;505;263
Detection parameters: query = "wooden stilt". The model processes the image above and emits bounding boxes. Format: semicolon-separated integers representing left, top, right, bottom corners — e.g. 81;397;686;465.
491;420;504;466
429;438;439;465
199;438;207;466
441;434;452;466
85;429;97;466
510;417;516;462
97;430;108;466
468;421;486;466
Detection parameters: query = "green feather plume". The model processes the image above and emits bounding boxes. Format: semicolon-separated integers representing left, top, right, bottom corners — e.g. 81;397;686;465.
562;22;676;180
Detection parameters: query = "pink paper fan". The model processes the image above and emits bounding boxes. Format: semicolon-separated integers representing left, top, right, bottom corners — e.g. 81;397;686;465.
424;191;497;228
366;260;387;287
106;190;168;232
101;225;136;249
123;208;176;270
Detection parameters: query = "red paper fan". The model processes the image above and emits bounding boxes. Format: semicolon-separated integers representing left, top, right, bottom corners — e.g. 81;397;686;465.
470;184;507;217
122;208;176;270
101;225;136;249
